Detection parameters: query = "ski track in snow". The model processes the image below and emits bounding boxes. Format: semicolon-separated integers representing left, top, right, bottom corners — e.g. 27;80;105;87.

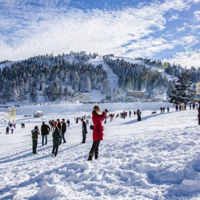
1;103;200;199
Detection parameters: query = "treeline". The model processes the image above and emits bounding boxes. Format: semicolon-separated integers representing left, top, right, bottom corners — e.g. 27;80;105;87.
136;57;200;83
0;51;111;103
165;64;200;83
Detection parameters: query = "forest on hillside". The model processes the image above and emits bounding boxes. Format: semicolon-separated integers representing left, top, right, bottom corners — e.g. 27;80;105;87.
0;52;197;104
0;52;111;103
104;57;173;97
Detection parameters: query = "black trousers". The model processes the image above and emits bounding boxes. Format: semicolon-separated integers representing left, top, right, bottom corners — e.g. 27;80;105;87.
32;140;38;154
89;141;100;155
52;143;59;156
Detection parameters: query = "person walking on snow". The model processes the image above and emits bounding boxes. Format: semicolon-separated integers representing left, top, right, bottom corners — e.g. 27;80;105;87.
87;106;108;161
61;119;67;143
81;118;87;143
41;122;50;146
52;125;62;157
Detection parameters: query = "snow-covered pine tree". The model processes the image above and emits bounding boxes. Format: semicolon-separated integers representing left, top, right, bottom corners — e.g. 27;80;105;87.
58;86;63;101
85;76;91;92
29;87;38;103
169;72;195;104
63;86;68;101
51;82;59;102
72;71;80;92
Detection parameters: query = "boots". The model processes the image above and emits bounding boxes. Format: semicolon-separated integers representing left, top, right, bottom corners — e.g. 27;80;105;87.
87;153;93;161
95;151;99;160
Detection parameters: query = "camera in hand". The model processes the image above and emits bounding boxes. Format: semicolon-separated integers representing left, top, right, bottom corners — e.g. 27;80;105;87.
105;109;109;112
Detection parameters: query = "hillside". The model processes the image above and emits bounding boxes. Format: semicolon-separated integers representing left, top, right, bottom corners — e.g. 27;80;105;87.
0;52;175;104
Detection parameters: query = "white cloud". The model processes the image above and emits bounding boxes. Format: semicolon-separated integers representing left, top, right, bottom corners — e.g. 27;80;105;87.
194;11;200;21
173;36;199;47
167;50;200;68
114;37;174;58
168;14;179;21
0;0;198;62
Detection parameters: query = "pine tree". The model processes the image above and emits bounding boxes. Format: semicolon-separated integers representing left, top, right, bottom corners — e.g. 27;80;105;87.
29;87;38;103
63;86;68;101
169;72;195;104
85;76;91;92
72;71;80;91
58;86;63;101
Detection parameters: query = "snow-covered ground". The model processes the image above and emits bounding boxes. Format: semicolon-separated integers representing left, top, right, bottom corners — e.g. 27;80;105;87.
1;102;200;200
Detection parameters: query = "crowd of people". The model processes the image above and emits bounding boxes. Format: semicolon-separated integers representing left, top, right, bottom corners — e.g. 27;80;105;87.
31;119;68;156
4;103;197;160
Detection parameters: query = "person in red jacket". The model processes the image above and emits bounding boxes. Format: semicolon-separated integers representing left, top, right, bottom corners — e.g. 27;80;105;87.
87;105;108;161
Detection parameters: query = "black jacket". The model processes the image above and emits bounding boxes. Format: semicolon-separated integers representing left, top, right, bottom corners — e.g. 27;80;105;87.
52;127;62;145
82;121;87;133
61;122;67;132
41;124;50;135
57;122;61;131
31;129;40;140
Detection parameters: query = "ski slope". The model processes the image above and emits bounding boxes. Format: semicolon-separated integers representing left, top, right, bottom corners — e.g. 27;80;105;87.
1;102;200;199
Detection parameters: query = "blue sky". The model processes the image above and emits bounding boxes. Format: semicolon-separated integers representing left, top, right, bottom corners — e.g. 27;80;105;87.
0;0;200;67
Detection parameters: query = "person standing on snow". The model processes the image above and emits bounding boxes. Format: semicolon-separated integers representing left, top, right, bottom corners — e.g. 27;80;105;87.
57;119;61;131
81;118;87;143
10;124;14;134
137;109;142;121
41;122;50;146
198;105;200;125
61;119;67;143
31;126;40;154
6;126;9;134
87;106;108;161
67;119;70;127
52;125;62;157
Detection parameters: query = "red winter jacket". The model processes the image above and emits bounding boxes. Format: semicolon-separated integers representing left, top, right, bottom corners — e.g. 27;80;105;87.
92;111;106;141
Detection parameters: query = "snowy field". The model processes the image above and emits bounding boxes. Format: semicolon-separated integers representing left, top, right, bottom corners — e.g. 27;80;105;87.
1;102;200;200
